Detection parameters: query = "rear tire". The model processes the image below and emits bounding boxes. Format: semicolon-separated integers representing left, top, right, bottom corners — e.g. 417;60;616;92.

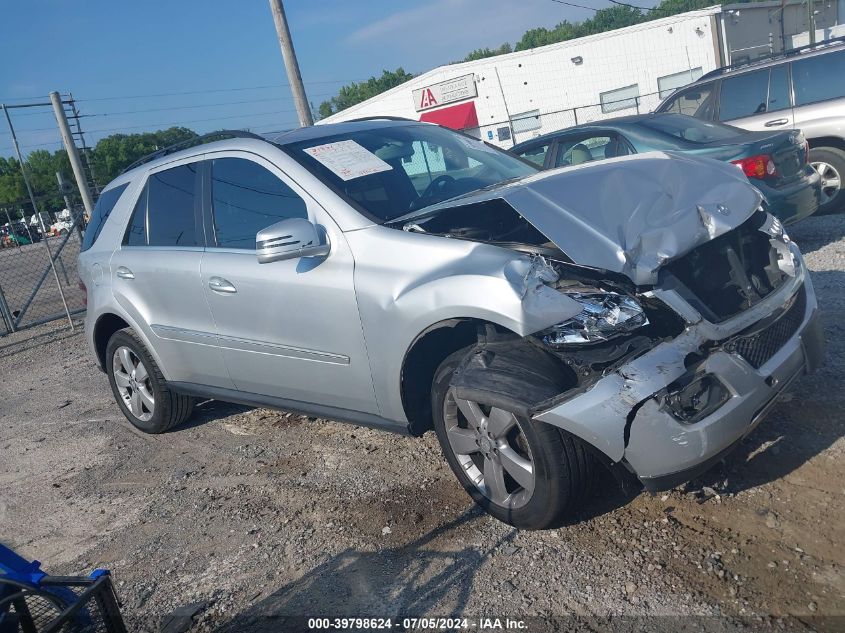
810;147;845;214
431;348;594;529
105;328;194;433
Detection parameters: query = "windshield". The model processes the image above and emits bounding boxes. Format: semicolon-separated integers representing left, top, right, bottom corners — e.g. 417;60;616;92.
639;114;743;144
285;123;537;222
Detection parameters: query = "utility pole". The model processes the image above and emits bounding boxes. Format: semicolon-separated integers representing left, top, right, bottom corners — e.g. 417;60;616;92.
807;0;816;45
56;171;83;239
50;91;95;220
268;0;313;127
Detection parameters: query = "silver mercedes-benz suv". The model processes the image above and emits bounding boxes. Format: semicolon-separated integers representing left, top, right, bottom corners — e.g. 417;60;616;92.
79;120;824;529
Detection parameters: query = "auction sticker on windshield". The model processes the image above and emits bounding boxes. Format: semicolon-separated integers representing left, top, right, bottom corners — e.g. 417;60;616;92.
303;140;393;180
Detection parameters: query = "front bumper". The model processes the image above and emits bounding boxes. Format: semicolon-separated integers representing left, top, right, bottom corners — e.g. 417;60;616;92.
534;244;824;490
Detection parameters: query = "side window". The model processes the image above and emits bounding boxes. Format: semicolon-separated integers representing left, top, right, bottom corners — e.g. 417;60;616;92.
147;163;199;247
124;185;148;246
718;70;769;120
792;49;845;106
210;158;307;249
515;143;551;167
554;135;624;167
80;183;129;252
767;65;791;112
661;83;717;119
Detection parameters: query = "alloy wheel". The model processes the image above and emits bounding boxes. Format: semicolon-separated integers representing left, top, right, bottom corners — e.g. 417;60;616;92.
112;346;155;421
443;387;535;509
811;160;842;206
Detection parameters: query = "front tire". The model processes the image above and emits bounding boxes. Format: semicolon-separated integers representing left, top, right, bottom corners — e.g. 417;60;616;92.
105;328;194;433
810;147;845;214
431;348;594;529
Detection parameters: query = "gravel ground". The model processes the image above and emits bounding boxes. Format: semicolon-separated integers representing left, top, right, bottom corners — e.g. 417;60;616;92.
1;215;843;632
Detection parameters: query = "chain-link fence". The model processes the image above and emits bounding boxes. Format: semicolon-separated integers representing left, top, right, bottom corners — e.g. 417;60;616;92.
0;208;86;336
462;90;664;147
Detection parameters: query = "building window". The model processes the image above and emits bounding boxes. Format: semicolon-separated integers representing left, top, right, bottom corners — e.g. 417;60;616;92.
600;84;640;113
510;109;541;134
657;67;703;98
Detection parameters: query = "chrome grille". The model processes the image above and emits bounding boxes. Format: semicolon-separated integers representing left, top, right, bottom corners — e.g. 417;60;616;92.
724;285;806;369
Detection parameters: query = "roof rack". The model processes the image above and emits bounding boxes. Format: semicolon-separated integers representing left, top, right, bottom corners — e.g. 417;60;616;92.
121;130;268;174
345;115;417;123
699;35;845;81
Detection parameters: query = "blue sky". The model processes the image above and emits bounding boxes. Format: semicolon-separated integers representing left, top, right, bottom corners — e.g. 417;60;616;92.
0;0;653;156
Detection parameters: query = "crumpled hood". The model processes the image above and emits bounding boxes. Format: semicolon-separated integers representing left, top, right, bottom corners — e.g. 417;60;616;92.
431;151;763;285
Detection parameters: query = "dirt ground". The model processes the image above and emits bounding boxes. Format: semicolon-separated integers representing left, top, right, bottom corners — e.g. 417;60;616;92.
1;215;843;632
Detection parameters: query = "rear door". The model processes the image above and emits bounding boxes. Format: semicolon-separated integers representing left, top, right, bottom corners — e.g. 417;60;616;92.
198;152;378;414
717;65;794;131
110;158;233;388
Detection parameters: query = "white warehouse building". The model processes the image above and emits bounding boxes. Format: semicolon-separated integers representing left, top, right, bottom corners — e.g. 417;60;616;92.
320;7;726;147
319;3;843;147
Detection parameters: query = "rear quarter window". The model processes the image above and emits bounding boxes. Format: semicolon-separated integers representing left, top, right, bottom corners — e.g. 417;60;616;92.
793;49;845;106
80;183;130;252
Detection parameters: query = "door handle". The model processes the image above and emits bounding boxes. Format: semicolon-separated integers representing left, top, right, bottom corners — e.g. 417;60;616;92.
764;118;789;127
115;266;135;280
208;276;237;294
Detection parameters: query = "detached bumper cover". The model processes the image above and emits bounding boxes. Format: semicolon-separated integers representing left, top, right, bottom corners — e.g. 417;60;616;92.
534;245;824;489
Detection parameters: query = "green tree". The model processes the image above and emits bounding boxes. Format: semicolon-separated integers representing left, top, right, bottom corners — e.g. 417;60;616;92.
89;126;198;185
462;43;513;62
318;68;415;118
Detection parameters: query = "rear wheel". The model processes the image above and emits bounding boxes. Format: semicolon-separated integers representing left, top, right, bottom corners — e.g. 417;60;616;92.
431;348;594;529
810;147;845;214
105;328;194;433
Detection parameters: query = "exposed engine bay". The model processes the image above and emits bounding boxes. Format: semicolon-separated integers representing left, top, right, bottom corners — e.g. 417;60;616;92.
404;196;797;432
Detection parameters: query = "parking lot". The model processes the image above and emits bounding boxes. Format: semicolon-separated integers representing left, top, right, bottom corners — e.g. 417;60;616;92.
1;213;843;631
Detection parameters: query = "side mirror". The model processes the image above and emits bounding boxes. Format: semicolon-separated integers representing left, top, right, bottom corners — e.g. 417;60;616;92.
256;217;331;264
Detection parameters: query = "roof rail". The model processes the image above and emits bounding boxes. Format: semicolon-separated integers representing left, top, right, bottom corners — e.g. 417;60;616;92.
699;35;845;81
121;130;268;174
345;115;417;123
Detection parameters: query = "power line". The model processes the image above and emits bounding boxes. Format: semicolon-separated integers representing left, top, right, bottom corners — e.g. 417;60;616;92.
606;0;669;12
0;108;300;153
7;90;338;121
0;78;363;105
67;79;365;104
549;0;603;11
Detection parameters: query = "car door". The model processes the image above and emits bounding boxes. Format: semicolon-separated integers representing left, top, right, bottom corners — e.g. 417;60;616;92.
198;152;379;415
110;158;233;388
716;65;794;131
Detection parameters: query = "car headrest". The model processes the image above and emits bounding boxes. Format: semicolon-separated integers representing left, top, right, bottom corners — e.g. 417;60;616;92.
605;137;632;158
569;143;592;165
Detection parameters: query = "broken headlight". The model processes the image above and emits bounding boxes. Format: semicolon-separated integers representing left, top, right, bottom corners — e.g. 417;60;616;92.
540;292;649;347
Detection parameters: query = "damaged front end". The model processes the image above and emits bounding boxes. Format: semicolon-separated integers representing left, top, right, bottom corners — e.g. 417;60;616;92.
447;205;822;493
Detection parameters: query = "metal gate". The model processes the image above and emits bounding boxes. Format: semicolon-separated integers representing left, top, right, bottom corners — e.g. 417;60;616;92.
0;210;86;336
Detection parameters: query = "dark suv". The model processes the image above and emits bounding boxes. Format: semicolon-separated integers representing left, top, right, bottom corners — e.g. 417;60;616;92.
656;38;845;213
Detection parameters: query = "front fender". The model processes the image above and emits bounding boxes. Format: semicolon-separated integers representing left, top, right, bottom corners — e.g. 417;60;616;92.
346;226;581;422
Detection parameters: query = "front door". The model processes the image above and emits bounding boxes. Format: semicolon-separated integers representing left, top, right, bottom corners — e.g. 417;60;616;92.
198;153;378;415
